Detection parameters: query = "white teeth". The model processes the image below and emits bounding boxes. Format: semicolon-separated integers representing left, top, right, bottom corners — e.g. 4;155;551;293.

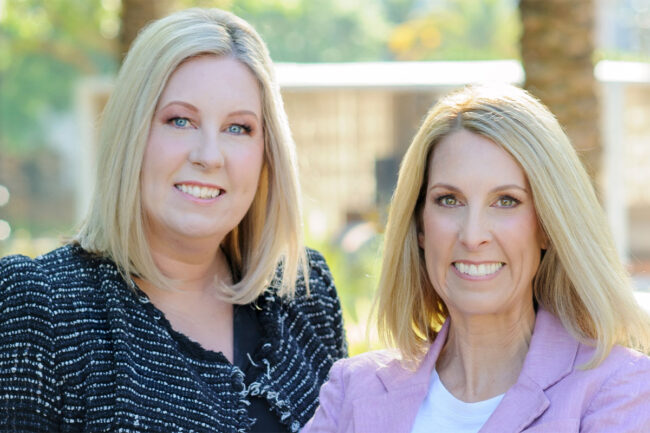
175;184;222;199
454;262;503;277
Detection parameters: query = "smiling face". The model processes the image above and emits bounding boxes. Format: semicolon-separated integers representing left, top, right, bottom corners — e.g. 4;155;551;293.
418;129;546;320
140;55;264;250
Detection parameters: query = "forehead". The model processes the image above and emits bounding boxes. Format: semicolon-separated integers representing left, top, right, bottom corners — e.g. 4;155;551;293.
158;55;262;111
428;129;528;187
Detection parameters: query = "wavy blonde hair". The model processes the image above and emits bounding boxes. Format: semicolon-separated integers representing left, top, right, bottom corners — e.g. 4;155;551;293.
76;8;306;303
377;84;650;367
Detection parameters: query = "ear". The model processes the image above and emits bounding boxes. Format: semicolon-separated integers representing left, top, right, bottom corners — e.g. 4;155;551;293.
418;231;424;249
540;230;549;251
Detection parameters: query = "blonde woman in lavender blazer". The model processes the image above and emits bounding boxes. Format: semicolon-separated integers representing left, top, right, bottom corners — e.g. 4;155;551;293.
303;85;650;433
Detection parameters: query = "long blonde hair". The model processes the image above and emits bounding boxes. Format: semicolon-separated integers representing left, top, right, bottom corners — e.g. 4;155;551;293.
76;8;306;303
377;84;650;367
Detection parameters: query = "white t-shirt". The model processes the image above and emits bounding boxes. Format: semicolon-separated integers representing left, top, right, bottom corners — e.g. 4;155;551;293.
410;369;504;433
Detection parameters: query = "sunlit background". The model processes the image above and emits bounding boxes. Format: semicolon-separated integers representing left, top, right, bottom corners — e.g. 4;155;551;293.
1;0;649;354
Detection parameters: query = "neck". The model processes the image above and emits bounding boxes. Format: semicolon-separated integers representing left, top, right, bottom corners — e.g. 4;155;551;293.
142;228;231;293
134;236;235;361
436;303;535;402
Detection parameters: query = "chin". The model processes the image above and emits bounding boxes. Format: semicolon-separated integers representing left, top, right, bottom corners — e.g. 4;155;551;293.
449;295;506;317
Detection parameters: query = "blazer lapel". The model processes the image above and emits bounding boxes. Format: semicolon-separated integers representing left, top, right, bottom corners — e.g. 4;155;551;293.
480;375;549;433
351;321;450;433
480;308;579;432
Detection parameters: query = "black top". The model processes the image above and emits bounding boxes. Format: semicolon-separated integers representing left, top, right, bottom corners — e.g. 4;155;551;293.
0;244;347;432
234;304;286;432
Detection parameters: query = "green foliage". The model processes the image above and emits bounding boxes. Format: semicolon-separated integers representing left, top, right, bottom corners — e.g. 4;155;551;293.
388;0;521;60
230;0;390;62
306;230;385;355
0;0;118;154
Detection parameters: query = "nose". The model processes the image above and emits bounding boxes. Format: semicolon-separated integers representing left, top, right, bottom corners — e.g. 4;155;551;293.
188;129;224;169
458;207;491;250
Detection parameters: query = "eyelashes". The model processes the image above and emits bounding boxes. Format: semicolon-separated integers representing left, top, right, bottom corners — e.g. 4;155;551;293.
226;124;252;135
434;194;521;208
165;116;253;135
435;194;461;207
168;117;191;128
494;196;521;208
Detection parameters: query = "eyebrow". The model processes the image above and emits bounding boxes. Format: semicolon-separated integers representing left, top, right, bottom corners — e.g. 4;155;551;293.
429;183;529;194
159;100;198;113
228;109;260;120
157;101;260;121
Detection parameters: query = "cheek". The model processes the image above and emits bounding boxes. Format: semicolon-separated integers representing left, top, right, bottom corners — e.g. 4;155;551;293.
142;129;185;173
519;213;544;248
421;210;456;268
422;211;456;248
497;213;543;267
231;142;265;190
139;146;157;196
140;130;187;205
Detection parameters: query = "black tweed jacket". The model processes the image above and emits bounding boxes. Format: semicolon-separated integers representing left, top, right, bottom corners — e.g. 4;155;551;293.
0;244;346;432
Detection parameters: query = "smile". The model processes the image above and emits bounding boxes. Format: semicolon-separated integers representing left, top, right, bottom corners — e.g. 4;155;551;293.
453;262;504;277
174;183;223;199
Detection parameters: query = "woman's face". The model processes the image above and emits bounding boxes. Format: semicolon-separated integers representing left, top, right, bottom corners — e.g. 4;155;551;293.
141;55;264;249
418;129;546;319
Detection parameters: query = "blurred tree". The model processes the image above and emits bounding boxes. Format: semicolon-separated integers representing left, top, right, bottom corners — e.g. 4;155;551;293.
230;0;389;62
381;0;419;24
118;0;389;62
520;0;601;180
387;0;520;60
119;0;174;58
0;0;118;154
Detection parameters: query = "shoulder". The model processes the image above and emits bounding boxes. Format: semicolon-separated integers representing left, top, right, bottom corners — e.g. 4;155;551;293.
1;249;53;302
1;243;119;316
1;244;84;316
282;247;340;309
1;243;105;278
334;348;402;372
285;248;348;358
578;347;650;430
574;338;650;383
302;349;404;433
587;344;650;391
35;243;110;275
305;247;335;294
328;349;403;392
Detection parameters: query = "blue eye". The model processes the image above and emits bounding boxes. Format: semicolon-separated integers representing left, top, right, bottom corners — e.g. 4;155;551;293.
170;117;190;128
226;124;252;135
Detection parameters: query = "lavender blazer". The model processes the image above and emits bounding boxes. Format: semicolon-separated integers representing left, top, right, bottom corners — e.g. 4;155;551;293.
302;309;650;433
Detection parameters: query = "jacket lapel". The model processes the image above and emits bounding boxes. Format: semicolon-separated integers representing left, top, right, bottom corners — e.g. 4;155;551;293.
351;321;450;433
480;375;549;433
480;309;579;432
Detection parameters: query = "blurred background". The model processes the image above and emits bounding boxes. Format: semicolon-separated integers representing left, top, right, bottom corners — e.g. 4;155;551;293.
1;0;649;354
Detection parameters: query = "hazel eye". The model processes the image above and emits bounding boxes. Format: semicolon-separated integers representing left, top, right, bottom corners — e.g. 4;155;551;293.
436;195;460;207
495;196;520;208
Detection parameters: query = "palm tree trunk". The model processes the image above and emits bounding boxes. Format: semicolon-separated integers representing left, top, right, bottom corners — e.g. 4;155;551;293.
520;0;600;181
119;0;175;60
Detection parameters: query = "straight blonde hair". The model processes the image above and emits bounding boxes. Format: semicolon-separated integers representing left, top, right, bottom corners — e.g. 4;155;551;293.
76;8;307;303
377;84;650;367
